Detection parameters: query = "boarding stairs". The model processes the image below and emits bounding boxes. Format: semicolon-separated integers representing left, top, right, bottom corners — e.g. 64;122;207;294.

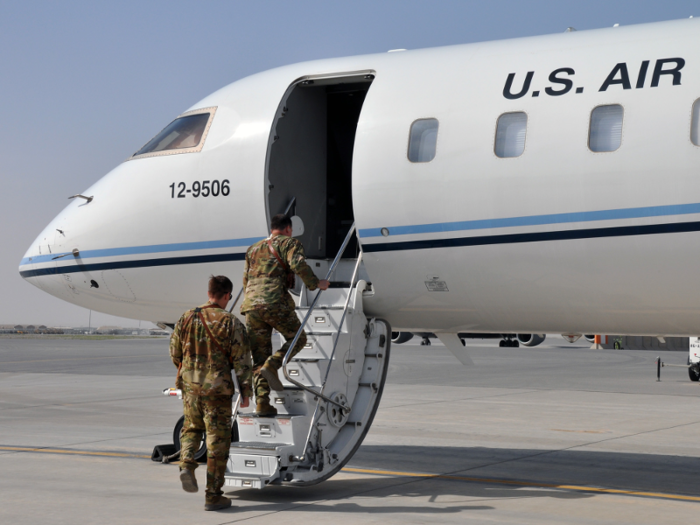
224;225;391;488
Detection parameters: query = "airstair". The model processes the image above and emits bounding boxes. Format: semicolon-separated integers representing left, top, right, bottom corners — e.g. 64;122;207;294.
224;225;391;488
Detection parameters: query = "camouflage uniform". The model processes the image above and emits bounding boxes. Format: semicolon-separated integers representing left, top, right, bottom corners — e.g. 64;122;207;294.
170;303;252;504
241;234;319;403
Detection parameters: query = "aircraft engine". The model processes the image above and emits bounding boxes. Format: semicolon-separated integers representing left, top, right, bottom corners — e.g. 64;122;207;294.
517;334;546;347
391;332;414;344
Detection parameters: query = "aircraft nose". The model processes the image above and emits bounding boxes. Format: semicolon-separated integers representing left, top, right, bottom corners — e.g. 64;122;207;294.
18;195;87;297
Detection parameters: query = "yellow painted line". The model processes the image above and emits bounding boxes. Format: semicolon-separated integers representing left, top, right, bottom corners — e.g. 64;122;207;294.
0;354;163;364
3;446;698;502
341;467;700;503
0;445;150;459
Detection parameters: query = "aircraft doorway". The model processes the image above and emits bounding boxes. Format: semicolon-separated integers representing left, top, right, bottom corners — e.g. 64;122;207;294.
266;72;374;259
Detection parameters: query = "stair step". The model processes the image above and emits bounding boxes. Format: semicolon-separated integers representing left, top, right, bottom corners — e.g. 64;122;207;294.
224;278;390;490
236;413;295;419
227;453;279;478
297;306;345;310
224;476;266;489
230;441;288;452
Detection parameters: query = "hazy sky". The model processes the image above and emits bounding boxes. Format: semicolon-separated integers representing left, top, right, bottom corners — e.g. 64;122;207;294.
1;0;697;327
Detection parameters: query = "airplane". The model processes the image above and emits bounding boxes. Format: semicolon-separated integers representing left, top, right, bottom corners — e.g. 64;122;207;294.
19;17;700;488
391;331;545;347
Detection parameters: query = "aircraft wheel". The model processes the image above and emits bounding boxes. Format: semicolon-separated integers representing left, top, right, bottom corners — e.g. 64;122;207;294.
512;340;519;348
420;338;431;346
173;415;207;461
499;340;505;347
173;416;240;461
689;358;700;382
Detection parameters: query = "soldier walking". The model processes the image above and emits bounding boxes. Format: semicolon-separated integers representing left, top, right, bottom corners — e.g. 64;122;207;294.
241;214;329;416
170;275;252;511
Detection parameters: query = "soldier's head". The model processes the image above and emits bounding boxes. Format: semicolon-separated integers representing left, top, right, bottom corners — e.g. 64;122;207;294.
270;214;292;237
208;275;233;306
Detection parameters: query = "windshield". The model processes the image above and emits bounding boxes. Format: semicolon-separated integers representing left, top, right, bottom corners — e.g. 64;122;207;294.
133;112;211;157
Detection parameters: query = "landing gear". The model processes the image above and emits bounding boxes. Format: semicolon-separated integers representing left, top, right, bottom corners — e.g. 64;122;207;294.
689;358;700;382
420;337;431;346
499;338;520;348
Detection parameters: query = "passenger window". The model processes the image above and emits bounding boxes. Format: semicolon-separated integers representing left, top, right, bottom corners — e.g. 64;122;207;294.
589;104;623;152
408;119;439;162
495;112;527;158
132;109;215;158
691;99;700;146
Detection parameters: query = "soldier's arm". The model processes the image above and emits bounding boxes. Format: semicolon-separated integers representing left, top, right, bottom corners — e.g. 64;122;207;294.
169;317;184;367
285;239;320;290
231;317;254;399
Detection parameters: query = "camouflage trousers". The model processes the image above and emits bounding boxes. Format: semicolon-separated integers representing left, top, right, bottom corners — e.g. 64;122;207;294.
179;393;232;503
246;305;306;403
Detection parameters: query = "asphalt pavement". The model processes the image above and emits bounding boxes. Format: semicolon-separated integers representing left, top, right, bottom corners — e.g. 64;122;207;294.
1;334;699;524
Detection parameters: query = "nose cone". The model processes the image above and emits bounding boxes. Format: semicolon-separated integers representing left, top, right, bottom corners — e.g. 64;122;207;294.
19;204;82;300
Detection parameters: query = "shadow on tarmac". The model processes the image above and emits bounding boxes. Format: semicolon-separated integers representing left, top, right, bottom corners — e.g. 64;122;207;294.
221;444;700;515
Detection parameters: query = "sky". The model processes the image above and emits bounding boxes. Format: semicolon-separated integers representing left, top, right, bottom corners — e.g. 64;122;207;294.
1;0;697;327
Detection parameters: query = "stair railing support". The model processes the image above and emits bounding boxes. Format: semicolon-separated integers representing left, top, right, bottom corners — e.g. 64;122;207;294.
281;224;357;411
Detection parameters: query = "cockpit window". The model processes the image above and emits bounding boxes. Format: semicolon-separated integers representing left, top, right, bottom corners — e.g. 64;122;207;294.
131;107;216;159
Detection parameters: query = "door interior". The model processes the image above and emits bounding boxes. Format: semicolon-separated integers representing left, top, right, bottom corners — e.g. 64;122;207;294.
266;72;374;259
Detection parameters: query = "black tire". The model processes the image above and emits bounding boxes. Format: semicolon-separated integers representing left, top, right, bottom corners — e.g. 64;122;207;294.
499;340;505;347
173;415;240;462
173;415;207;462
689;358;700;382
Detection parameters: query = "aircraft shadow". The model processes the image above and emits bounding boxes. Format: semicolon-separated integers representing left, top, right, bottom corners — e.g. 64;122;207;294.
224;445;700;515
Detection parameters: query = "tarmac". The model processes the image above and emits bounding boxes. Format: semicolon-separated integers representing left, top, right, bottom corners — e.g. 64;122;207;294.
1;334;700;524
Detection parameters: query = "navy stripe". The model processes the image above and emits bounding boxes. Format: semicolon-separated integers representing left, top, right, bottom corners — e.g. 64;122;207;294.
358;202;700;238
362;221;700;253
19;252;246;278
21;220;700;278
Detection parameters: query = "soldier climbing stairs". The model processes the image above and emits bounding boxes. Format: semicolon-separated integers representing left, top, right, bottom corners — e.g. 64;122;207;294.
224;225;391;488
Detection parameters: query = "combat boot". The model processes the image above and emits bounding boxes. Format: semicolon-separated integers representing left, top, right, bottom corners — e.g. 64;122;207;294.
255;398;277;417
179;467;198;493
260;363;285;391
204;496;232;511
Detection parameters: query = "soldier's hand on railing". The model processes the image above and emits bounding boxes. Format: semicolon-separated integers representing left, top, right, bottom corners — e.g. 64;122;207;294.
240;397;250;408
318;279;330;290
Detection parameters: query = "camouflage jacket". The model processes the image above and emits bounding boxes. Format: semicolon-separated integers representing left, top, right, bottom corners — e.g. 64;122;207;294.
240;235;319;313
170;303;253;398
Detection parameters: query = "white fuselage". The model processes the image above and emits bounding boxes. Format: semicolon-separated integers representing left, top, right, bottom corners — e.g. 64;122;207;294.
19;18;700;336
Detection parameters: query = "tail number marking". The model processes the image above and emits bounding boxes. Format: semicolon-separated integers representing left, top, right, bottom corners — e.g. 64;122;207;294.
169;180;230;198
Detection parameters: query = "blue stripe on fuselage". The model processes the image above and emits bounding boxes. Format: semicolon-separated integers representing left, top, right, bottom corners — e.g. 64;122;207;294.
358;202;700;238
19;236;265;267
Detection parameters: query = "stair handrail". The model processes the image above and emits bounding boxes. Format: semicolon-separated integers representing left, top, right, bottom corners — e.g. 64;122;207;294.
283;196;296;217
319;250;363;391
231;367;242;423
281;223;357;411
293;251;363;462
228;286;244;313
